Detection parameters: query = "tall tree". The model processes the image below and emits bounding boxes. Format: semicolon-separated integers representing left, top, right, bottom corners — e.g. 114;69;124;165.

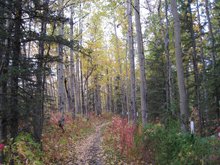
113;16;125;115
0;0;11;143
196;0;208;120
171;0;189;132
69;5;76;119
134;0;148;125
205;0;220;120
94;76;102;115
127;0;136;123
162;0;173;110
75;0;83;114
33;0;49;141
187;0;202;134
10;0;22;137
57;0;66;113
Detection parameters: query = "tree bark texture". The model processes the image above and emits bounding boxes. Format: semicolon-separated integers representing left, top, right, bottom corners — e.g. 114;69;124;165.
127;0;136;124
69;6;76;119
171;0;189;132
57;0;66;113
134;0;148;126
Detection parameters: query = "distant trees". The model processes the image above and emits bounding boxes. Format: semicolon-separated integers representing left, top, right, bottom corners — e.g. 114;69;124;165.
82;0;219;133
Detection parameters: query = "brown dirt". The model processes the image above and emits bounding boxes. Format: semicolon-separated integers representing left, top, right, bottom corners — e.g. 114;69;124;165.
68;122;109;165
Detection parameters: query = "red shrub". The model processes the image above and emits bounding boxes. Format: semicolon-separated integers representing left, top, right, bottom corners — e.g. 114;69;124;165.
110;117;135;155
49;112;73;126
0;143;4;151
49;112;62;125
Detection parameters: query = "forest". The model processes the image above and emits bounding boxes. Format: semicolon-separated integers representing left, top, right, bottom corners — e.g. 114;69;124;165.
0;0;220;164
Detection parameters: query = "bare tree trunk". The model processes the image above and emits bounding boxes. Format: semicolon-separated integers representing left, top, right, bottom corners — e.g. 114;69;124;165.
80;61;85;115
171;0;189;132
75;1;83;114
75;54;81;114
113;16;125;116
57;0;66;113
49;76;56;110
94;78;98;115
97;86;102;115
64;48;71;113
125;33;130;122
127;0;136;123
110;78;113;113
47;78;53;110
85;77;89;118
134;0;148;126
62;47;71;114
94;77;101;115
70;6;76;119
106;69;111;112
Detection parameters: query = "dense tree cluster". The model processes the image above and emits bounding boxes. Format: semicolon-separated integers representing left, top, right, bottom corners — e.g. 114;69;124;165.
0;0;219;162
0;0;80;145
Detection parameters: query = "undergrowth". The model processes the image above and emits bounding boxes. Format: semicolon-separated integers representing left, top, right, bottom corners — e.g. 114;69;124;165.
3;133;43;165
3;112;109;164
42;112;97;164
142;122;220;164
102;117;220;164
102;116;137;164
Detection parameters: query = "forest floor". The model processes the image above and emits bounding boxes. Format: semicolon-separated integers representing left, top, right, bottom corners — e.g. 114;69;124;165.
5;114;219;164
69;121;110;165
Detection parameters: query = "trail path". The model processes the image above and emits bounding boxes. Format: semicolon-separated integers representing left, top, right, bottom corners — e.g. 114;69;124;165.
69;122;109;165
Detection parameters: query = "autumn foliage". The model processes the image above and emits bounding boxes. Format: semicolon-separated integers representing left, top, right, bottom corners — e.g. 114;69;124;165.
42;112;93;164
0;144;4;151
49;112;73;126
109;117;135;155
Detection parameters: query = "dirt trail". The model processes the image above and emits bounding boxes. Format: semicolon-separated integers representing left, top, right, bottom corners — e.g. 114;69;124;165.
69;122;109;165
